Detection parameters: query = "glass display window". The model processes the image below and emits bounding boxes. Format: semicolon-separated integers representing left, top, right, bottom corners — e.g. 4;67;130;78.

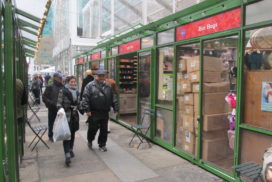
101;50;106;58
111;47;118;56
157;29;174;45
139;52;151;103
243;26;272;131
91;60;100;72
118;53;138;125
157;46;174;106
175;43;200;156
156;108;173;144
99;60;105;70
108;58;116;80
246;0;272;25
141;36;154;49
201;36;238;173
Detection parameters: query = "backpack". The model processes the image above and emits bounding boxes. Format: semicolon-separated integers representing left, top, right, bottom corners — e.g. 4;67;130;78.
262;147;272;182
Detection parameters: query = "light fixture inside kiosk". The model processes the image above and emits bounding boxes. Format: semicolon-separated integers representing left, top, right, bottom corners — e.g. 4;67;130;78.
119;52;138;125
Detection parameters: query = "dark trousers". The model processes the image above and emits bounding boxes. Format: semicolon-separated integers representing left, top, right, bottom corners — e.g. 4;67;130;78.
63;129;75;153
87;115;109;147
48;108;58;138
32;89;40;104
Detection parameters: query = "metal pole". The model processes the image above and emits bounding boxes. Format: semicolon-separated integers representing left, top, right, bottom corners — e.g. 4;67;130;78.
4;1;18;181
0;1;5;181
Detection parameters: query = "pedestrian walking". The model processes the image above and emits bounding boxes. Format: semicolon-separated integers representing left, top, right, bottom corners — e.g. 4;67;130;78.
80;69;94;101
82;70;118;152
31;74;41;104
57;76;80;167
44;73;51;87
42;72;64;142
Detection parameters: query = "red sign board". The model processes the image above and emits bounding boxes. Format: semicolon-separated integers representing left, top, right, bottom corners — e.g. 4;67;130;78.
91;52;101;60
77;57;84;64
119;40;140;54
176;8;241;41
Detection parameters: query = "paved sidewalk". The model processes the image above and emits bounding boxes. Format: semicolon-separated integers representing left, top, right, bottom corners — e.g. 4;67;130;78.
20;106;225;182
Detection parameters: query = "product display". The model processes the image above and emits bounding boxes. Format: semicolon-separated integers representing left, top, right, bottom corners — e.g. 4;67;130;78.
175;45;200;156
119;59;137;94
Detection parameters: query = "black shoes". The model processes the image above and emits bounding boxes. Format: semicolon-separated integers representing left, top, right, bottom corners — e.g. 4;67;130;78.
65;153;71;167
99;146;107;152
88;142;92;150
49;137;53;142
70;151;75;158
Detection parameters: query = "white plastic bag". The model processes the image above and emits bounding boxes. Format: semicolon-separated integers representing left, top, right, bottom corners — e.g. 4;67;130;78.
53;108;71;142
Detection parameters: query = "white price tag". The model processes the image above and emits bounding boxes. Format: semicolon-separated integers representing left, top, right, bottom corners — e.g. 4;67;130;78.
192;74;197;80
191;62;196;67
179;64;183;68
185;96;189;101
185;131;190;143
182;84;187;89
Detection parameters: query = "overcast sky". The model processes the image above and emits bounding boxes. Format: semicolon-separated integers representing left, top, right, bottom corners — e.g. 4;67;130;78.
15;0;48;47
15;0;47;18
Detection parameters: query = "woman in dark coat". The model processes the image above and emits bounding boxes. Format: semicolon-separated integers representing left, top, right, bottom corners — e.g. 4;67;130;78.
57;76;80;167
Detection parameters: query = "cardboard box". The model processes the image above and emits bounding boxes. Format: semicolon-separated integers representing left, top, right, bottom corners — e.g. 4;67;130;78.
186;56;200;73
186;56;223;73
193;93;199;114
184;93;194;105
190;72;200;83
177;96;185;111
203;130;228;140
156;117;165;139
176;81;184;96
203;92;229;114
203;82;230;93
180;80;192;93
185;105;194;115
203;113;229;132
177;73;183;82
177;59;187;72
182;130;196;154
183;115;194;132
176;111;183;126
192;83;200;93
202;138;232;162
203;71;222;83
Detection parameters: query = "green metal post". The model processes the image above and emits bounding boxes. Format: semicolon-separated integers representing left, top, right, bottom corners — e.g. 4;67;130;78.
4;1;18;181
0;2;5;181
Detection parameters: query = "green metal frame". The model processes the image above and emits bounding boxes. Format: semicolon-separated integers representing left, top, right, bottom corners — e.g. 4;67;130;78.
75;0;272;181
4;1;18;181
0;2;5;181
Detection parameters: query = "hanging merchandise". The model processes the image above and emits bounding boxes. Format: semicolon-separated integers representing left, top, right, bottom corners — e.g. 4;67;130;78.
225;92;237;150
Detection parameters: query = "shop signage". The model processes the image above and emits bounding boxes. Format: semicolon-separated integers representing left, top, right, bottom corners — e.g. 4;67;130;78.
77;57;84;64
176;8;241;41
119;40;140;54
91;52;101;60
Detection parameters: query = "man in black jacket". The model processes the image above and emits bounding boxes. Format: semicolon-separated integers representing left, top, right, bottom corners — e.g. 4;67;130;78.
42;72;64;142
82;70;118;152
80;70;94;101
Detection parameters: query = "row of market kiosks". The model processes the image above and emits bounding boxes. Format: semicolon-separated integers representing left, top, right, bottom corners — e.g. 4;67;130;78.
75;0;272;181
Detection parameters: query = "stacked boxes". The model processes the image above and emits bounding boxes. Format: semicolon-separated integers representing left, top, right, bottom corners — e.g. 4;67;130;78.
176;55;231;158
176;55;200;155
